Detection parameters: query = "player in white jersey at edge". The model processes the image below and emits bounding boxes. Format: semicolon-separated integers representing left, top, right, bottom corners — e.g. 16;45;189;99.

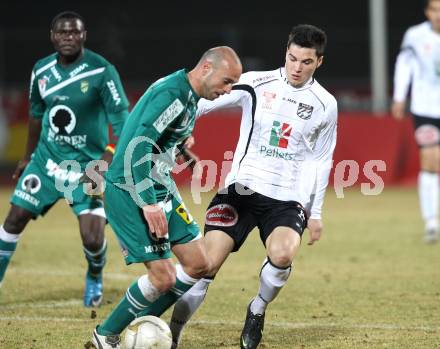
167;24;338;349
392;0;440;243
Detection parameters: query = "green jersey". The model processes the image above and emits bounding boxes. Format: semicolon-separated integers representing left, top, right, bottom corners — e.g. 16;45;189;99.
107;69;199;206
29;49;129;168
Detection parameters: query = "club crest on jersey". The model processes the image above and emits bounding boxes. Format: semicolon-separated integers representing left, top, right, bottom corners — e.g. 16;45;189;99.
269;120;292;148
80;80;89;93
262;91;276;110
297;102;313;120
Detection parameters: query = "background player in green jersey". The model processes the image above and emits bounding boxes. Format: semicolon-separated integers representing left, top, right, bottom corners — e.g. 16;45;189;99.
0;11;129;307
91;46;242;349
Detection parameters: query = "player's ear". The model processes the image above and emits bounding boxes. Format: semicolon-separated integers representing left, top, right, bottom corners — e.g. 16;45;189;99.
201;60;213;76
316;56;324;68
50;30;55;44
83;30;87;43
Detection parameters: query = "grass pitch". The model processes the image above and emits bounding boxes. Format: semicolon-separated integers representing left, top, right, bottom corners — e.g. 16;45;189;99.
0;186;439;348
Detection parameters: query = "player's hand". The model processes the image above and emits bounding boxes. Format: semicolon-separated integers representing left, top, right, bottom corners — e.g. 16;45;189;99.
391;101;406;120
12;159;30;181
143;204;168;238
307;218;323;245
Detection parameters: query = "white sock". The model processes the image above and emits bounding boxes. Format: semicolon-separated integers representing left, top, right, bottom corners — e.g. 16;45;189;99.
137;274;162;303
170;278;213;344
175;264;199;286
418;171;439;230
0;225;21;243
250;258;291;315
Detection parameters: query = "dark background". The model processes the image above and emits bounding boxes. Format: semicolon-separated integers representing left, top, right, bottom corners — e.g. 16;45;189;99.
0;0;426;91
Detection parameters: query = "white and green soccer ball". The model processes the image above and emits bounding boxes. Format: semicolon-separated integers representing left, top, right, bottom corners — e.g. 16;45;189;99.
123;316;172;349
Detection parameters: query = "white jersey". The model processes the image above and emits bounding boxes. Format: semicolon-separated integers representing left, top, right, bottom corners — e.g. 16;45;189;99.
393;21;440;118
197;68;338;219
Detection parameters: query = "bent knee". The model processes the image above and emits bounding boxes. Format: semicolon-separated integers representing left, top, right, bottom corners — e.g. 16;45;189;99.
4;210;32;234
184;258;210;279
268;250;294;268
82;233;105;252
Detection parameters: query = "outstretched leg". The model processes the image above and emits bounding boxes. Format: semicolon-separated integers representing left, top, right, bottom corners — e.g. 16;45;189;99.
169;230;234;348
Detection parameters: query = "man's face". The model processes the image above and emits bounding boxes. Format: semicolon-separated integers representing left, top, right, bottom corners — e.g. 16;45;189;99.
51;18;86;58
426;0;440;32
284;44;323;87
200;60;242;100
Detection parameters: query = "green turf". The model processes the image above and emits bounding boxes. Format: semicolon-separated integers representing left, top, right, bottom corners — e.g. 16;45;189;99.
0;186;439;349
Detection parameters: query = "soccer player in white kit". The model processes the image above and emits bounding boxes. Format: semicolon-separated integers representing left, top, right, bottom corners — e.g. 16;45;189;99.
391;0;440;243
166;24;337;349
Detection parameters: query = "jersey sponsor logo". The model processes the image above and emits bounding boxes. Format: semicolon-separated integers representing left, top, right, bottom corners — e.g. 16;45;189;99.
106;80;121;105
269;120;292;148
259;145;295;161
53;95;70;102
45;158;82;183
21;174;41;194
80;80;89;93
49;105;76;135
13;189;40;207
153;98;184;133
144;241;171;254
176;203;194;224
69;63;89;78
205;204;238;227
282;96;297;104
262;91;276;110
252;74;276;85
47;105;88;148
50;66;62;82
415;124;440;146
297;102;313;120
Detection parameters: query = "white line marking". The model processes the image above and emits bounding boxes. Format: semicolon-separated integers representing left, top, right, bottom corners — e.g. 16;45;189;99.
9;269;134;280
0;299;82;309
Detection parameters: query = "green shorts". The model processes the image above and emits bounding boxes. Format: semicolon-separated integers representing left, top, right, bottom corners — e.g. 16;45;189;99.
10;157;103;217
105;182;201;264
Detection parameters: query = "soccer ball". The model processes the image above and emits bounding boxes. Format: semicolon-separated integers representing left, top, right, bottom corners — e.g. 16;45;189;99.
123;316;172;349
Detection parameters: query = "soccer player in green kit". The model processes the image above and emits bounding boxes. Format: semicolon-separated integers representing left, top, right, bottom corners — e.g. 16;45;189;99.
91;47;242;349
0;11;129;307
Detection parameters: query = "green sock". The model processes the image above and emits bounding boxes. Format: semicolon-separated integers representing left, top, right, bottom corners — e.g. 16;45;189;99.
98;278;156;335
83;240;107;278
0;226;19;283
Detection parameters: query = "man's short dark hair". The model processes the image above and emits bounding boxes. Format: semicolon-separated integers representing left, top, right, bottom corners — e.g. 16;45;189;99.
51;11;85;30
287;24;327;57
